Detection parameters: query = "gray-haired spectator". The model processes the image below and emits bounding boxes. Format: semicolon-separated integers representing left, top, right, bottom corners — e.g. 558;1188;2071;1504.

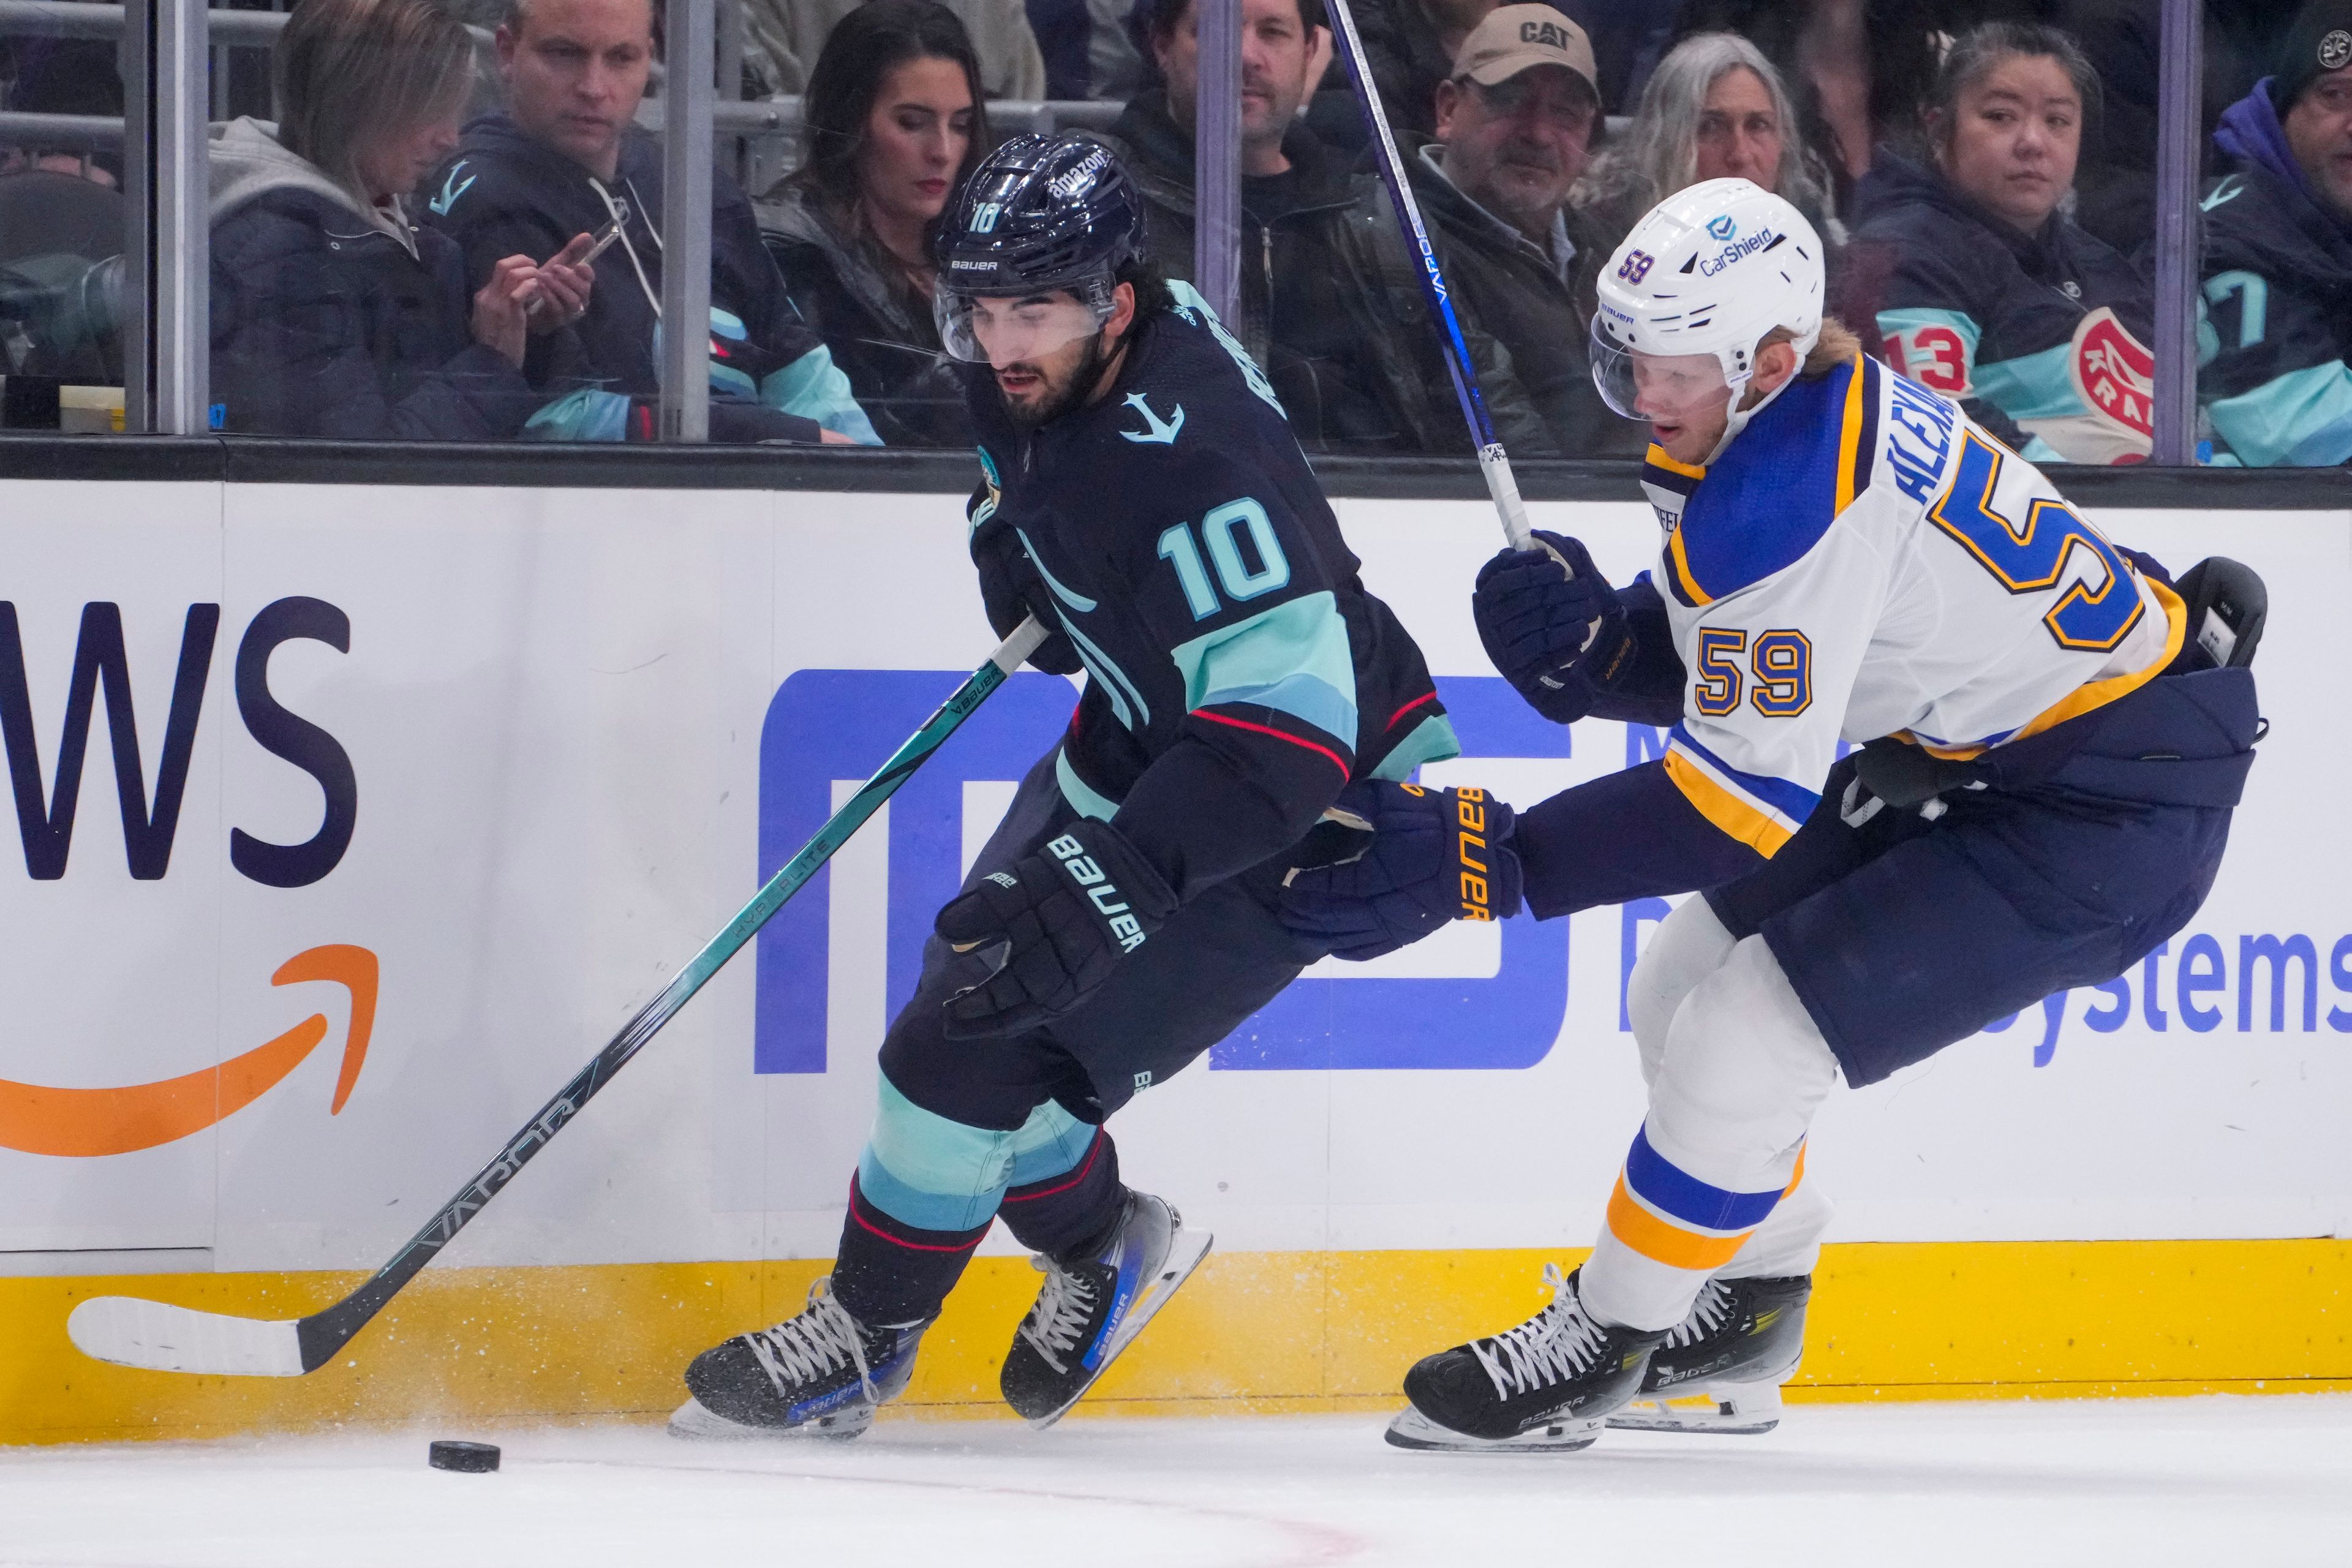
1392;4;1630;454
1572;32;1831;317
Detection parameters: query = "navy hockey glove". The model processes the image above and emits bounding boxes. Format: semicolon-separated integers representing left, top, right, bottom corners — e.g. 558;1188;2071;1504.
1474;531;1634;725
971;523;1082;675
936;818;1179;1038
1278;782;1523;961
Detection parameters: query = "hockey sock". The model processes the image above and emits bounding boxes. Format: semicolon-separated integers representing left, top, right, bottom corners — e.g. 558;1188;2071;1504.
1583;935;1837;1331
832;1170;990;1325
998;1129;1126;1261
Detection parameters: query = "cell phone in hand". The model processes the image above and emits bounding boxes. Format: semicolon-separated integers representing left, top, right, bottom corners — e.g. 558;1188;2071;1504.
581;200;631;264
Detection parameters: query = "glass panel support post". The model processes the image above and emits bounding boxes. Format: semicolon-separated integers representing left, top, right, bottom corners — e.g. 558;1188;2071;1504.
124;0;209;435
659;0;716;442
1193;0;1242;324
2150;0;2203;466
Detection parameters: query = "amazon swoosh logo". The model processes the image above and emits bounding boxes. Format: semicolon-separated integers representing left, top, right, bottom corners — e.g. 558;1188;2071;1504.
0;944;377;1157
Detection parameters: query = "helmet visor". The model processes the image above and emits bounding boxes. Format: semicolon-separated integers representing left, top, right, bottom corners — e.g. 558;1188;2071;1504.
1589;317;1738;426
935;278;1117;365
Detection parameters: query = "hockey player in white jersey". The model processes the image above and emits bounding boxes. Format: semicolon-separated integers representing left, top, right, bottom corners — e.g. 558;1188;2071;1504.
1278;178;2264;1451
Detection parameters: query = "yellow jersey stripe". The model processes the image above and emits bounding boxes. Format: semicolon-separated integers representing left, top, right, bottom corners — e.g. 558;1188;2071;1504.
2008;576;2188;745
1645;443;1707;480
1833;350;1869;514
1665;526;1713;607
1664;749;1794;857
1606;1175;1754;1270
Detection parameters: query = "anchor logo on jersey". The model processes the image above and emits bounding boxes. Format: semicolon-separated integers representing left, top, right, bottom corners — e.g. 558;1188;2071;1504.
429;162;475;217
1119;393;1185;446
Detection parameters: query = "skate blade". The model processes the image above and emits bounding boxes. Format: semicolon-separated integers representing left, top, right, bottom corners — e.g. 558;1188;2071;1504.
1607;1380;1782;1436
1023;1226;1214;1433
666;1394;874;1442
1384;1403;1602;1453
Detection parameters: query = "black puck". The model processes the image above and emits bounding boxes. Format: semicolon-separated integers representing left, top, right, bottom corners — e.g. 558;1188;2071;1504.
428;1439;500;1473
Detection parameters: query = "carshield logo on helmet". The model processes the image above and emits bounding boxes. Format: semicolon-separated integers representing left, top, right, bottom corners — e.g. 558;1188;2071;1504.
1706;214;1738;242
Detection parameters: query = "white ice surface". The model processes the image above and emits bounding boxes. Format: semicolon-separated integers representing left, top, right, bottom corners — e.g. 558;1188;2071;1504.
5;1397;2351;1567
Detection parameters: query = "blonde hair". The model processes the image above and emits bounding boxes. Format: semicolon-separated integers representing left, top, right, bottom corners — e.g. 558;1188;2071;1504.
1761;317;1863;379
275;0;475;202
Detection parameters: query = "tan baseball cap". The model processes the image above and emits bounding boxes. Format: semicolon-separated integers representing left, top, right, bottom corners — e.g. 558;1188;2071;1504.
1452;4;1599;94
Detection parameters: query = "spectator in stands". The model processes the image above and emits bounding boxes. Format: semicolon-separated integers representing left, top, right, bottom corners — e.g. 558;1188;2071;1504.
1105;0;1551;454
209;0;598;439
424;0;874;443
1669;0;1942;218
1572;33;1831;317
2198;1;2352;467
737;0;1046;100
763;0;984;446
1029;0;1152;101
1397;4;1629;454
1845;21;2154;465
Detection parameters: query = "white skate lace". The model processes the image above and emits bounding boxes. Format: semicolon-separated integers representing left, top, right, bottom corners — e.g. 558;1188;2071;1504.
1659;1280;1737;1352
1014;1255;1100;1376
1469;1263;1608;1400
742;1278;876;1404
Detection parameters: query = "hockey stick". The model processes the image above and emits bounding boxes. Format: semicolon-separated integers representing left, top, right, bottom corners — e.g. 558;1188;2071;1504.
1322;0;1536;552
68;617;1053;1378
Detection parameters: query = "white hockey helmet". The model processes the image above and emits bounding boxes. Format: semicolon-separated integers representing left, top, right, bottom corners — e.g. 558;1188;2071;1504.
1589;178;1826;461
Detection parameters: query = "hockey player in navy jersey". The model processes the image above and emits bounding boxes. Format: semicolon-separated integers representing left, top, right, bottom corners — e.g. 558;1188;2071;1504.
672;134;1472;1438
1281;177;2263;1452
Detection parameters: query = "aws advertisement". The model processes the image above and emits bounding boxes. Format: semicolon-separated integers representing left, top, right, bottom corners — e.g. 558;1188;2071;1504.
0;481;2344;1278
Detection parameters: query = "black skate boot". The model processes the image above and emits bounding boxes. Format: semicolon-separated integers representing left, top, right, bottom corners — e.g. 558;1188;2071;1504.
1611;1273;1811;1435
998;1191;1212;1428
1387;1264;1665;1453
670;1276;929;1440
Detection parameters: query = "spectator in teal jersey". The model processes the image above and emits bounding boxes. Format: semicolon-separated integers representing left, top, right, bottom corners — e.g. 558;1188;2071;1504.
2198;0;2352;467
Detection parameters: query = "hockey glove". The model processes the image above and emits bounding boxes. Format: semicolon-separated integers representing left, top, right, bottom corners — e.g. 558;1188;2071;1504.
1278;781;1523;961
936;818;1179;1038
1474;531;1634;725
971;523;1082;675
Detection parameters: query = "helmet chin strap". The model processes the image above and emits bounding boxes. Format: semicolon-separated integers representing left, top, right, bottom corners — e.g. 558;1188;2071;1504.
1701;354;1807;466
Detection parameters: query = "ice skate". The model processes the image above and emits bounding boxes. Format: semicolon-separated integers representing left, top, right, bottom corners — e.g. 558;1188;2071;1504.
669;1276;929;1440
1610;1274;1811;1435
1385;1264;1665;1453
999;1191;1212;1428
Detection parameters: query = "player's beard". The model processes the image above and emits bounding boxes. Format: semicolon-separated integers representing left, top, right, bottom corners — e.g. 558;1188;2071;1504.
1001;330;1112;431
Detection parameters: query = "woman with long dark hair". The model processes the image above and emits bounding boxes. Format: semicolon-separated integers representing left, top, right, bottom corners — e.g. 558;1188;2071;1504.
1844;21;2155;465
209;0;595;439
761;0;989;446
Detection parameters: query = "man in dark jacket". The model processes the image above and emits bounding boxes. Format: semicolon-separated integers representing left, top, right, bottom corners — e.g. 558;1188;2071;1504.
2198;1;2352;468
1107;0;1551;455
1401;4;1632;457
422;0;874;443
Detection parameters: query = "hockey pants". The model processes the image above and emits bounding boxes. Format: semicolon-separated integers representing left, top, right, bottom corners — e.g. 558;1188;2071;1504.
1585;666;2258;1332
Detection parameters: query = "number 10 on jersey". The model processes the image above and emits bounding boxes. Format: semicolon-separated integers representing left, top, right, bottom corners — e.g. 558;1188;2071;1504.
1158;499;1292;620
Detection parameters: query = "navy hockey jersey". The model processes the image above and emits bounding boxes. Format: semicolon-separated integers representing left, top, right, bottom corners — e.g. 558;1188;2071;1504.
964;282;1457;899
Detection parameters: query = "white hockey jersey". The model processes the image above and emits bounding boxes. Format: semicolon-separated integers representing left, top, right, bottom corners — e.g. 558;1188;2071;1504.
1640;354;2185;856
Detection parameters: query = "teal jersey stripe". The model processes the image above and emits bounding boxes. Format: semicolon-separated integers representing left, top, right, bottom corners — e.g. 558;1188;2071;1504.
2207;359;2352;468
1370;712;1463;779
1062;615;1151;728
1056;747;1122;821
1016;527;1098;612
1169;591;1358;740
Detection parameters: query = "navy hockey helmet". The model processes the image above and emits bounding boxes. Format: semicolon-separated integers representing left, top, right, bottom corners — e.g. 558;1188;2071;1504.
934;133;1147;363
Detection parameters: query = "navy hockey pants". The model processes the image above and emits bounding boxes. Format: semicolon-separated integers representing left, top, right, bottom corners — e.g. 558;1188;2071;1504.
1708;666;2261;1088
832;747;1322;1327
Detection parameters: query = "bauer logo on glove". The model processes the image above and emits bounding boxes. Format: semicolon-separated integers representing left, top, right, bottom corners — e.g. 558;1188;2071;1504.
1278;781;1525;962
935;818;1178;1038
